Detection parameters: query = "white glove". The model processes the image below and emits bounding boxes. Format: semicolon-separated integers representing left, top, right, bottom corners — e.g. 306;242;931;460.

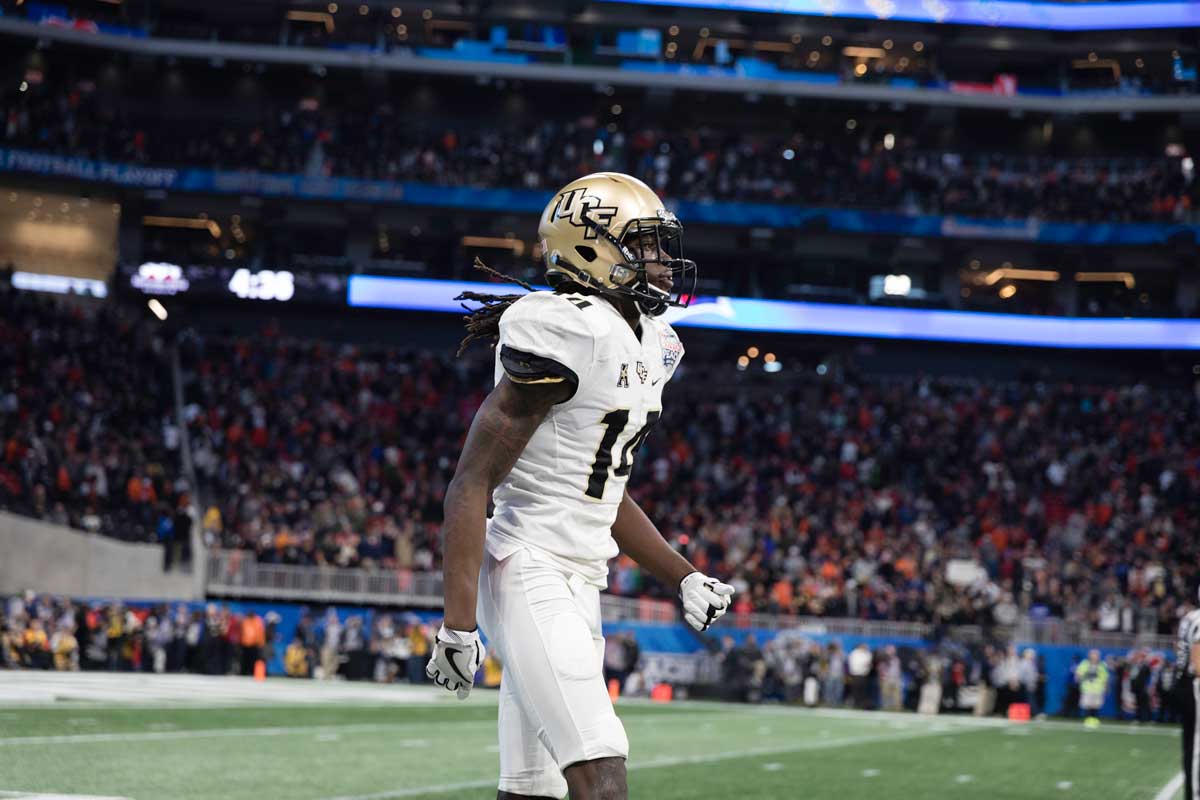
426;625;486;700
679;571;735;632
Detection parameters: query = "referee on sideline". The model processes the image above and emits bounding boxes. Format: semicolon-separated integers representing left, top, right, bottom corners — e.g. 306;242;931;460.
1178;589;1200;800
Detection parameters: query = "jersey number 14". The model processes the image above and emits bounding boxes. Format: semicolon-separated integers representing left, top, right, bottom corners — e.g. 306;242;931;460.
585;409;661;499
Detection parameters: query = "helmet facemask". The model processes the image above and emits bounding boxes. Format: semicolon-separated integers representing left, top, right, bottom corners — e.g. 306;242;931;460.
549;208;697;317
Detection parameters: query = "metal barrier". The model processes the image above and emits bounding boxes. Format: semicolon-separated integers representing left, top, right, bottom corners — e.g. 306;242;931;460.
204;550;1175;651
205;550;444;606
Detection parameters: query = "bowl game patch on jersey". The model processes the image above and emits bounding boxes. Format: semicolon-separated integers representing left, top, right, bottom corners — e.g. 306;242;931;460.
659;326;683;371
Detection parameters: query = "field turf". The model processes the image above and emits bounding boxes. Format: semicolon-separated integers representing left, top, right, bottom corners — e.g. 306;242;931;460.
0;674;1183;800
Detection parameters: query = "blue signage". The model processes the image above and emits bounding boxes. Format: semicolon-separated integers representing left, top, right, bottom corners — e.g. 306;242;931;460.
347;276;1200;350
596;0;1200;32
2;147;1197;248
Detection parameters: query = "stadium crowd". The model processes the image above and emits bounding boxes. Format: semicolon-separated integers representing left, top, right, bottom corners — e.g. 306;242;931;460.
619;365;1200;637
0;286;191;555
3;78;1196;224
710;631;1179;723
3;591;1180;723
3;290;1199;635
173;321;1200;635
0;591;438;682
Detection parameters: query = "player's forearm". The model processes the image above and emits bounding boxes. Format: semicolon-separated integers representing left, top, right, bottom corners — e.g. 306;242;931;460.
441;475;490;630
611;490;694;588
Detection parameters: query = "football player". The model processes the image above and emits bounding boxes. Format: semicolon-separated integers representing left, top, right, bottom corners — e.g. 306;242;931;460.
428;173;735;800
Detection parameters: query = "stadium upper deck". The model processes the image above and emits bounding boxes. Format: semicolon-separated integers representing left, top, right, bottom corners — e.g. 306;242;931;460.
0;0;1197;112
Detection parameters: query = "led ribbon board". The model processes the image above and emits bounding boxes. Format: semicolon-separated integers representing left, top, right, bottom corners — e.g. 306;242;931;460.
594;0;1200;32
347;276;1200;350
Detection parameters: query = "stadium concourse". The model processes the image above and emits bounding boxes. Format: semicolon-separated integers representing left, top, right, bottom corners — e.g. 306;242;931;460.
0;672;1184;800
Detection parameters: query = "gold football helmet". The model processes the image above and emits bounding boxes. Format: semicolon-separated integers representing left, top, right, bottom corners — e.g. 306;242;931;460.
537;172;696;316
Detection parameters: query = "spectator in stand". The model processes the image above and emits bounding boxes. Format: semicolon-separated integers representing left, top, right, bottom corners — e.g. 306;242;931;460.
824;641;846;707
1018;649;1041;715
284;635;310;678
847;643;873;709
240;611;266;676
406;622;430;684
319;609;341;680
1076;649;1111;726
879;645;903;711
603;635;632;694
992;644;1023;716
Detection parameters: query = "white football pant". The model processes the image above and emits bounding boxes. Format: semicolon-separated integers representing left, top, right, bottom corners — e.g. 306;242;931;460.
478;548;628;798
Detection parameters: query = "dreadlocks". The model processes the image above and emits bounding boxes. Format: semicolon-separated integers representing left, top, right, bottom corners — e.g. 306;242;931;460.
454;257;538;357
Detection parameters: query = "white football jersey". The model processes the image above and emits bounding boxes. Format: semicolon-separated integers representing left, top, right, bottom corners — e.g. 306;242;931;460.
486;290;685;586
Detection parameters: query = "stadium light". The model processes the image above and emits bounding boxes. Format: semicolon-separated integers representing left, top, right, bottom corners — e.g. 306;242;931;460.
1076;271;1136;289
843;46;886;59
148;298;168;321
983;268;1060;285
143;215;222;239
882;274;912;296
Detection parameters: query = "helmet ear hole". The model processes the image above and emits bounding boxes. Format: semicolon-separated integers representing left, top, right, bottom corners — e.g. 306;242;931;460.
574;245;598;263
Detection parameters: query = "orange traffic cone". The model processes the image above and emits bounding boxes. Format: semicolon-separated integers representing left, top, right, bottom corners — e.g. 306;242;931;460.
253;659;266;682
608;679;620;702
650;683;673;703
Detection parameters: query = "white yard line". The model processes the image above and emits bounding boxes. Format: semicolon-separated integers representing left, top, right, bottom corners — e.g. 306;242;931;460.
0;710;780;747
1152;771;1184;800
319;725;994;800
0;721;495;747
0;674;1179;740
633;699;1177;736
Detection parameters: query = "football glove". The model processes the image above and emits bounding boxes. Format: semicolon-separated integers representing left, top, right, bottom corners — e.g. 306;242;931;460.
426;625;486;700
679;571;735;632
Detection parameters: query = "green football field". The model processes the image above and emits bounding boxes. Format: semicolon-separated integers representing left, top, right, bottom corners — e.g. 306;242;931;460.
0;675;1184;800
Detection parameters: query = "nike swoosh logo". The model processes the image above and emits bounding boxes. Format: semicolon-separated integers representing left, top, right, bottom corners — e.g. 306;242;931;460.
651;376;663;386
444;646;474;683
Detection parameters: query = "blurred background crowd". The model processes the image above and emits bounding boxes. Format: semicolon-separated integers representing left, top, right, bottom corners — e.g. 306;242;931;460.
0;287;191;552
3;590;1182;725
4;283;1197;633
3;79;1196;225
0;590;437;683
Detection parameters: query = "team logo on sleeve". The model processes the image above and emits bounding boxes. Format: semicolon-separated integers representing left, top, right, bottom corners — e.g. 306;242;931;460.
551;189;618;240
658;328;683;370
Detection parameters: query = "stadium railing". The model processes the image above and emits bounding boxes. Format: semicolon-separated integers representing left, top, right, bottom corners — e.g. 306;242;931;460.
203;550;1174;651
204;549;445;607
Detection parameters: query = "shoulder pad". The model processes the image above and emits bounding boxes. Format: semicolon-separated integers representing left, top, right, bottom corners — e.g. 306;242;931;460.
498;292;598;390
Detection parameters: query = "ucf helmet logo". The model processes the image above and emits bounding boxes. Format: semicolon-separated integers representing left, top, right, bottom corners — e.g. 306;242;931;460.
552;189;618;240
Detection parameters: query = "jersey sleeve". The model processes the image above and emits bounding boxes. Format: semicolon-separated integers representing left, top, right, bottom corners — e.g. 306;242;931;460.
497;292;595;401
658;322;685;381
1182;614;1199;645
